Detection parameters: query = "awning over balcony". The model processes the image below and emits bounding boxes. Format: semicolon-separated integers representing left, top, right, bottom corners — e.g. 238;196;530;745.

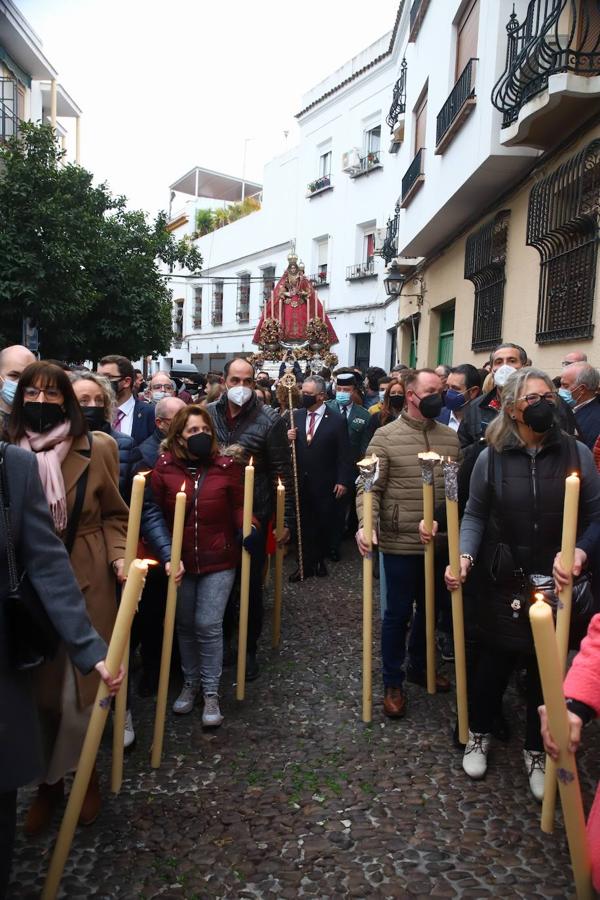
170;166;262;203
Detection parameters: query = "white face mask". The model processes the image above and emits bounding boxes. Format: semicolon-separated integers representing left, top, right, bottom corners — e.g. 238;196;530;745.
227;385;253;407
493;364;517;388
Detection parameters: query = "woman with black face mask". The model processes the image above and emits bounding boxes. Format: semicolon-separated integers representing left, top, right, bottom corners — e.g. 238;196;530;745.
442;367;600;802
367;380;405;440
6;361;129;833
71;372;139;502
142;405;249;729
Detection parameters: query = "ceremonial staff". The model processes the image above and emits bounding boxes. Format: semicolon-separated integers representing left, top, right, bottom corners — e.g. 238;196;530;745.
280;371;304;581
357;453;378;723
272;477;285;648
418;451;441;694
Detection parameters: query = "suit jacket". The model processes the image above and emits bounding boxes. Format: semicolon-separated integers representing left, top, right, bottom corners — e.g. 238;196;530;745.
436;407;451;426
576;398;600;450
0;445;106;792
294;406;353;496
130;398;156;446
326;400;370;463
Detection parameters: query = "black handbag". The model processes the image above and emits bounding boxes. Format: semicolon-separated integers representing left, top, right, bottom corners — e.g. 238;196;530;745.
0;438;90;671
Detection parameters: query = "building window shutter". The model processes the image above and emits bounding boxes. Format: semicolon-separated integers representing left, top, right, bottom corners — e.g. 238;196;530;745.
456;0;480;79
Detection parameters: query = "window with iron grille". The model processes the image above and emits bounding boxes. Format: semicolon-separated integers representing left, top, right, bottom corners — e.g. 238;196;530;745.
465;210;510;352
212;281;223;327
262;266;275;307
237;274;250;323
193;287;202;329
174;299;184;343
527;139;600;344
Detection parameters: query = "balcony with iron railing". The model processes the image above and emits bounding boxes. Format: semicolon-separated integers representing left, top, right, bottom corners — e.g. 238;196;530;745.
387;59;407;140
349;151;382;178
409;0;431;43
310;266;329;288
435;59;478;153
492;1;600;146
306;174;333;197
0;77;18;143
401;148;425;208
346;257;377;281
237;284;250;323
380;203;400;265
211;291;224;327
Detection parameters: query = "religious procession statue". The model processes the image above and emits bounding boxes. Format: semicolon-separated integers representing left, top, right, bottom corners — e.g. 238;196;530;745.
250;251;338;370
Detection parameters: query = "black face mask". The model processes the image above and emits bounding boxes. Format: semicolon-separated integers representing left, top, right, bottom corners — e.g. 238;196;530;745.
389;394;405;411
416;392;443;419
522;398;556;434
257;379;271;389
23;402;66;433
109;378;122;395
302;394;318;410
81;406;106;431
186;432;213;461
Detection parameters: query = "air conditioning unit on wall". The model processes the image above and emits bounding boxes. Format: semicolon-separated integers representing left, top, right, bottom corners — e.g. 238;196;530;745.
341;148;360;172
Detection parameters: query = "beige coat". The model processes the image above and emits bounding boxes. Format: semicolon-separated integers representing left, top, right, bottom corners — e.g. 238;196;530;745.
356;410;461;555
36;431;128;710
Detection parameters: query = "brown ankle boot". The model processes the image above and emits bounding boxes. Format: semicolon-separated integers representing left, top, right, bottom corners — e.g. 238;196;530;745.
24;780;64;836
79;766;101;826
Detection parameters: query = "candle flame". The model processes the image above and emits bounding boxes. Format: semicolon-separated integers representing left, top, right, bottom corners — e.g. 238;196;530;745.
142;559;160;567
180;481;187;492
137;470;151;478
570;472;579;478
278;477;283;488
249;457;254;467
534;592;545;603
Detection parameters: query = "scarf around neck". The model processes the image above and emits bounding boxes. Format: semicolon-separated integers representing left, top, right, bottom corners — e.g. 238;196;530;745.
20;420;73;531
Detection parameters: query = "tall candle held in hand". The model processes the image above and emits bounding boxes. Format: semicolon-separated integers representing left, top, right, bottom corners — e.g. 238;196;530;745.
418;451;441;695
151;481;187;769
357;454;378;724
112;470;148;795
272;478;285;649
530;599;593;899
43;559;149;900
542;471;581;833
236;457;255;700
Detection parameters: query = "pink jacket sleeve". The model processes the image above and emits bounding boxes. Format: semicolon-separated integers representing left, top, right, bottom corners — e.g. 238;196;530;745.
563;613;600;716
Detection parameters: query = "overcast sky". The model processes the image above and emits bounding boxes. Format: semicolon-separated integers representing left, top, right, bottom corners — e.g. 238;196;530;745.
18;0;398;218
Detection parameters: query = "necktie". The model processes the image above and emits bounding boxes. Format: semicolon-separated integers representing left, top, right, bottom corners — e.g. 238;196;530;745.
113;409;125;432
307;411;316;443
341;405;347;419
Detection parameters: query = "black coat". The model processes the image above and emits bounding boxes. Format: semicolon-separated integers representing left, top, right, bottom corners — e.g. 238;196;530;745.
136;428;162;473
0;446;106;792
575;397;600;450
459;387;578;447
130;399;156;446
207;393;295;527
294;406;354;495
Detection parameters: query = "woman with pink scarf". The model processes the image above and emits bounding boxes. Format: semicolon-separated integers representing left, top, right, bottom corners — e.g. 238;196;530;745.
6;361;128;834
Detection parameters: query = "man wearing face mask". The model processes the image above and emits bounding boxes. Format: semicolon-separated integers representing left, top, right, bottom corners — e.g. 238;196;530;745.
146;372;176;405
135;396;187;473
0;344;36;426
559;363;600;450
438;364;482;432
355;369;460;718
326;371;370;561
458;343;529;448
206;358;294;679
97;355;155;446
286;375;352;580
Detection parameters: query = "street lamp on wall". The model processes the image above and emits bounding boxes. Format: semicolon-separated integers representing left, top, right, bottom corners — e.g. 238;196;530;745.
383;261;405;297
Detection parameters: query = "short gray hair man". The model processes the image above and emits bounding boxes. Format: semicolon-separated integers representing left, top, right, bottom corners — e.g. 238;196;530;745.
304;375;326;395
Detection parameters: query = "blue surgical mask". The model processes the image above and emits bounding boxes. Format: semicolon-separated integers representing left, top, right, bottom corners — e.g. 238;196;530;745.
444;388;467;412
336;391;351;406
151;390;167;403
558;387;575;408
0;377;17;407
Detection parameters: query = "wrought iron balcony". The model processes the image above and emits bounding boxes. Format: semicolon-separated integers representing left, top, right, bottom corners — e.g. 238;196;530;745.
436;58;477;152
346;258;377;281
310;268;329;288
350;151;382;178
386;59;407;134
401;148;425;207
306;174;332;197
0;77;18;142
380;202;400;265
492;1;600;129
409;0;431;43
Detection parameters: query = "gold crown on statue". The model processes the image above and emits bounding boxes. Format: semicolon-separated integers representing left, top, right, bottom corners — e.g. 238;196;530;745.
287;251;299;264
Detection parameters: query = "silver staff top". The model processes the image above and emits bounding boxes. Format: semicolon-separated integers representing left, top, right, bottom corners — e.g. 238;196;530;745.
356;454;379;493
442;458;460;503
417;451;441;485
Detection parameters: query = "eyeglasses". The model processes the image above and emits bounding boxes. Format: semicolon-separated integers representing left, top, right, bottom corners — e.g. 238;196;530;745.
23;386;62;401
518;392;557;406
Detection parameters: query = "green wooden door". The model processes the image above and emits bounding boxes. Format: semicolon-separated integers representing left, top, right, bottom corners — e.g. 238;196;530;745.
437;306;455;366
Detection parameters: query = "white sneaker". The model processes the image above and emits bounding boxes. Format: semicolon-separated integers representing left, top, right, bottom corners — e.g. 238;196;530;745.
124;709;135;749
524;750;546;802
172;683;199;715
202;693;224;728
462;731;491;779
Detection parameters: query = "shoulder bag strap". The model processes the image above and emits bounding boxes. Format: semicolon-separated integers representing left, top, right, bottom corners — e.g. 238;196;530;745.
64;433;92;555
0;441;20;591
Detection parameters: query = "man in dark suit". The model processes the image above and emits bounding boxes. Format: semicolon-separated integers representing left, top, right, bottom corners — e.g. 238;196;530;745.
97;355;156;446
326;371;370;560
436;363;482;432
287;375;353;581
0;444;122;895
560;362;600;449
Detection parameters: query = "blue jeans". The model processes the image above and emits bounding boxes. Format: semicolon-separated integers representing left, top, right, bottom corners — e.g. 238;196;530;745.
176;569;236;694
382;553;426;687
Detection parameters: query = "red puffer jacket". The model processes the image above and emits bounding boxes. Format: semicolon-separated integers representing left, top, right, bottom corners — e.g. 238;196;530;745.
150;451;245;575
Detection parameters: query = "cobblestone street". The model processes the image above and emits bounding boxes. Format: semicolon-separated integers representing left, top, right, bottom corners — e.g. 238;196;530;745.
9;547;599;899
